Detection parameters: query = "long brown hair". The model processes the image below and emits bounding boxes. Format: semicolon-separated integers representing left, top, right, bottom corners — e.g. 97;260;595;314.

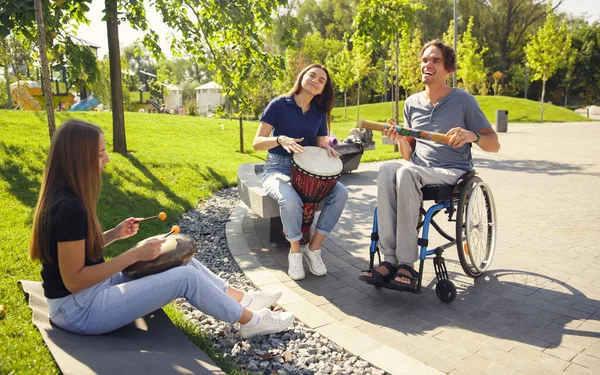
29;120;105;263
286;64;336;131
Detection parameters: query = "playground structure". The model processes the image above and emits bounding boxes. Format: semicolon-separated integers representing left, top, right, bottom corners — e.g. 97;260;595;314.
10;80;80;111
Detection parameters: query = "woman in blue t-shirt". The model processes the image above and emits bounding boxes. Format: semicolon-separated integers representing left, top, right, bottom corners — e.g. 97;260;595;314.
29;119;294;337
253;64;348;281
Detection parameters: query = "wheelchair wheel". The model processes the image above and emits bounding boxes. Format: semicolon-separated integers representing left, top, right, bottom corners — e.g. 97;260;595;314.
456;176;497;278
436;279;456;303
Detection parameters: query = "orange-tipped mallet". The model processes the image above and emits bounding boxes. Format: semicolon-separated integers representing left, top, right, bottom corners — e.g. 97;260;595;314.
136;212;167;223
163;225;180;238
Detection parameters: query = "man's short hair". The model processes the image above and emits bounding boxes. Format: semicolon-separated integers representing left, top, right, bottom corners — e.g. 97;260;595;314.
420;39;457;73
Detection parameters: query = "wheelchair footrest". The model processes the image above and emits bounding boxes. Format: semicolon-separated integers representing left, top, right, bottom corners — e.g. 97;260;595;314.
433;254;450;281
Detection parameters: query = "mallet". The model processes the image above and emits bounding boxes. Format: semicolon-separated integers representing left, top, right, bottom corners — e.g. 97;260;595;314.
163;226;180;238
136;212;167;223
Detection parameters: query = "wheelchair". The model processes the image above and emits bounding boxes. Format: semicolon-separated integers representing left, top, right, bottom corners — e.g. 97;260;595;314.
367;172;497;303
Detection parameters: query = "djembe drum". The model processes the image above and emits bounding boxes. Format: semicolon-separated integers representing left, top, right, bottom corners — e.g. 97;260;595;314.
291;146;343;242
123;234;196;279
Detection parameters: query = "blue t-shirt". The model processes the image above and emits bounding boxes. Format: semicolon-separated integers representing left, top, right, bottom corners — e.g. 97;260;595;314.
259;96;328;156
404;88;491;172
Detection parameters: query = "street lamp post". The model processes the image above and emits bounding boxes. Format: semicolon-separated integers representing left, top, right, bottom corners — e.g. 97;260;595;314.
453;0;457;88
524;63;529;99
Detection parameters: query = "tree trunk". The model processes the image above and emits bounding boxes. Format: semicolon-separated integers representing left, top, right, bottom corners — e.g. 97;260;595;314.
34;0;56;139
238;115;244;153
394;31;400;125
383;63;387;103
356;84;360;121
4;64;11;109
540;75;546;123
344;90;347;119
391;82;395;120
106;0;127;154
564;88;568;107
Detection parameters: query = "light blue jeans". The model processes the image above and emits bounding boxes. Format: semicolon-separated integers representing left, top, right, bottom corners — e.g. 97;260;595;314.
48;258;243;335
262;152;348;242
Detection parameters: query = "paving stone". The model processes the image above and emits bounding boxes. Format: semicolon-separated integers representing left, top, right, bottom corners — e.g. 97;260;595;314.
534;353;571;372
571;352;600;369
234;122;600;375
485;364;519;375
564;363;595;375
542;344;580;362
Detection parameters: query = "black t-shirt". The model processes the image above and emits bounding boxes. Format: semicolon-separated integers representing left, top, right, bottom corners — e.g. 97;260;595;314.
41;187;104;299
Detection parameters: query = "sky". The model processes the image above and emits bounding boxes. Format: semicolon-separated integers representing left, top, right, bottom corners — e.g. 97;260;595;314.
77;0;600;59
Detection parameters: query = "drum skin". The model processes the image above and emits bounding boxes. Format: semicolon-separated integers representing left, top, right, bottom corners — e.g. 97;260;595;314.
123;234;197;279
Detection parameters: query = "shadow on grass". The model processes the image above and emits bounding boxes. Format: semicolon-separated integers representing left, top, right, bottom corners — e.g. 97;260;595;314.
127;155;191;210
0;142;44;208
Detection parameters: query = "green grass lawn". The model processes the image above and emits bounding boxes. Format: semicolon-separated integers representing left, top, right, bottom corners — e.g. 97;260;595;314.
0;110;266;374
331;96;590;124
0;96;589;373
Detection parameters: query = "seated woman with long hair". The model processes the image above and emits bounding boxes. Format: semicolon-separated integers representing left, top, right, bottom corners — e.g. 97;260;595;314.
29;119;294;337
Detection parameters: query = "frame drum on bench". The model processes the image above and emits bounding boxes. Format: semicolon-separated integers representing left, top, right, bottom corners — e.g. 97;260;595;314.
291;146;343;237
123;234;196;279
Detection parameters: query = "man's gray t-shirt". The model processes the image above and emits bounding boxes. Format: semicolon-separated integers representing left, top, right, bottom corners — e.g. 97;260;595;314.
403;88;490;172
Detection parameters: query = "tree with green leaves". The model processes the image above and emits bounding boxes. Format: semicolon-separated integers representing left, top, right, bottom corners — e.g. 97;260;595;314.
154;0;284;153
351;39;372;121
1;0;98;138
33;0;55;137
326;45;353;118
300;34;345;66
354;0;418;123
524;3;571;122
456;0;565;76
399;27;423;97
457;17;488;95
571;21;600;110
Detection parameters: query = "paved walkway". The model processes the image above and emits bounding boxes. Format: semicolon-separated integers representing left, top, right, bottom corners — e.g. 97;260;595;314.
227;121;600;375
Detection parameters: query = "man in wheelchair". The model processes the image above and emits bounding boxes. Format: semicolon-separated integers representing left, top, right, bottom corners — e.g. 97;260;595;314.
359;39;500;293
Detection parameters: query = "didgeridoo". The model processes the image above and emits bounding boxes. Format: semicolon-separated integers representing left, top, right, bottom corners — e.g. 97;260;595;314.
357;119;450;144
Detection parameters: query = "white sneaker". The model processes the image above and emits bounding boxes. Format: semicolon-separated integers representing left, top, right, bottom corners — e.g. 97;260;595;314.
302;245;327;276
238;308;295;339
246;290;282;310
288;252;305;280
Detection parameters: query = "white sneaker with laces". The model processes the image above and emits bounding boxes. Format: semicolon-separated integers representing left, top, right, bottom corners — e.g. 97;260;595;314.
302;245;327;276
239;308;295;339
288;252;305;280
246;290;282;311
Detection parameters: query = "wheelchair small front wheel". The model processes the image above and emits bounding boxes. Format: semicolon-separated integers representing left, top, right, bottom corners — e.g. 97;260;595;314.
436;279;456;303
456;176;497;278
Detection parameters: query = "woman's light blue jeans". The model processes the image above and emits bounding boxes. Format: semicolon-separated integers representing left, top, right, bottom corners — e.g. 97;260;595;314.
48;258;243;335
262;152;348;242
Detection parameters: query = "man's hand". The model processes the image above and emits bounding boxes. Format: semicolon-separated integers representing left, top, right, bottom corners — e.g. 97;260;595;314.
447;127;478;148
382;119;407;143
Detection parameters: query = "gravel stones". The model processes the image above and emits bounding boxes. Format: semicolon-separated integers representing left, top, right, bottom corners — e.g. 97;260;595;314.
173;187;385;375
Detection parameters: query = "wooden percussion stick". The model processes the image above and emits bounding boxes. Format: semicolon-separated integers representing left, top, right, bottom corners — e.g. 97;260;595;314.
136;212;167;223
357;119;450;144
163;226;180;238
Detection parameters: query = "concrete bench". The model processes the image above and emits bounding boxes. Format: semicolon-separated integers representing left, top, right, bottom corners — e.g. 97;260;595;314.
237;163;287;243
237;163;328;244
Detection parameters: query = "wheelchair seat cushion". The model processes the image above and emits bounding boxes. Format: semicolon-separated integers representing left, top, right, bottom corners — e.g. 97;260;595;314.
421;184;454;201
359;261;398;286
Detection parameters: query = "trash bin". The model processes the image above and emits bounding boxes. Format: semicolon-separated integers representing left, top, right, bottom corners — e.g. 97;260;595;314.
495;110;508;132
